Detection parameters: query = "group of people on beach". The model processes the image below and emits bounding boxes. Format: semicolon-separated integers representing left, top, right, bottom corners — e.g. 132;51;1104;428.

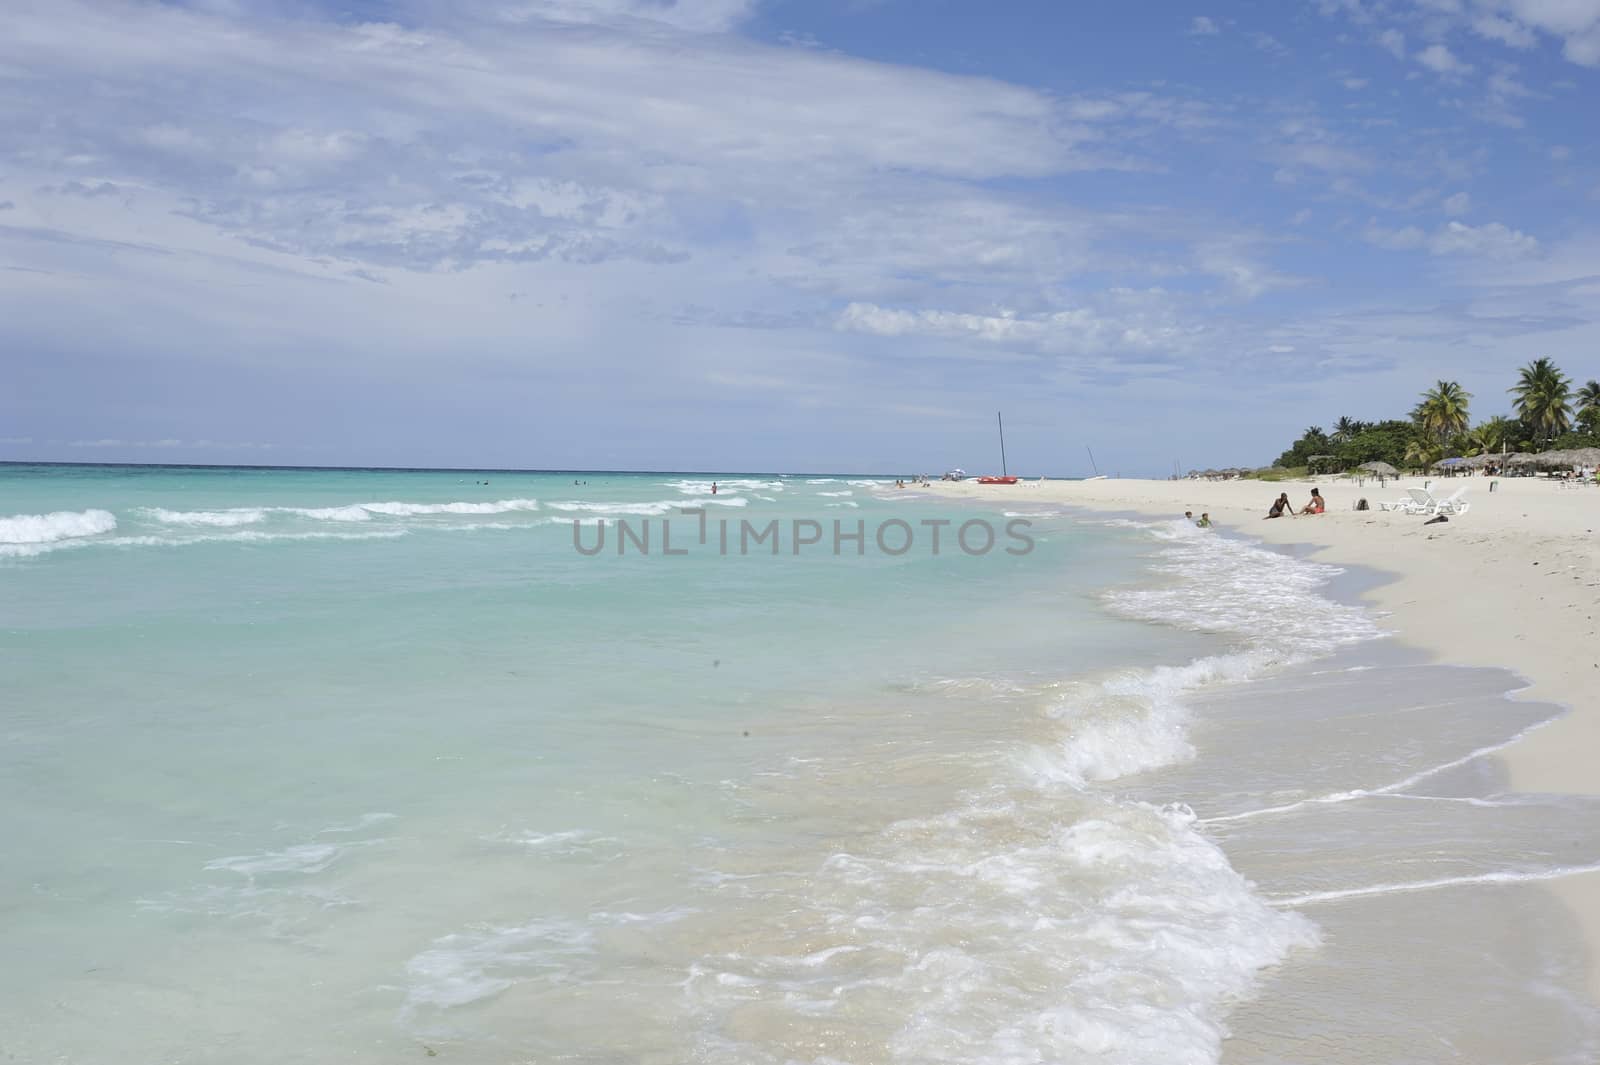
1183;488;1324;528
1266;488;1324;518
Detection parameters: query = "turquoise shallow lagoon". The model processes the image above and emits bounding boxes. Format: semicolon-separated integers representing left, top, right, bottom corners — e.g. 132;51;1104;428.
5;464;1600;1063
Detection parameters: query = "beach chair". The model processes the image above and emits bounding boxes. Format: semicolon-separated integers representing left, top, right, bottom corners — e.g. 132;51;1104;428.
1378;488;1437;514
1435;486;1470;514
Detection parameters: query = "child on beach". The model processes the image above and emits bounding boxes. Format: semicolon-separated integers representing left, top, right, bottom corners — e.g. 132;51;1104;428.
1266;493;1292;519
1196;513;1212;528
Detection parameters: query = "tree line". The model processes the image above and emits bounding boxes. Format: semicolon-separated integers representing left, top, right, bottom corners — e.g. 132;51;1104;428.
1274;358;1600;471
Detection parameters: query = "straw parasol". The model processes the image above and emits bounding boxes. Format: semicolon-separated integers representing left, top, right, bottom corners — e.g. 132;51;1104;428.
1566;447;1600;466
1359;461;1399;476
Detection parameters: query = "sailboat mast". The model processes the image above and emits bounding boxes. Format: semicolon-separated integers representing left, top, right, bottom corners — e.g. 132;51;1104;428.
997;411;1008;477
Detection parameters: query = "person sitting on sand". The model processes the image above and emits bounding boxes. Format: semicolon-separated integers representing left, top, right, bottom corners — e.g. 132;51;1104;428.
1299;488;1325;515
1196;513;1212;528
1265;492;1292;519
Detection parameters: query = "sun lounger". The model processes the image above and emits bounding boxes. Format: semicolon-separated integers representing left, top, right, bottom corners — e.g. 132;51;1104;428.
1435;486;1469;514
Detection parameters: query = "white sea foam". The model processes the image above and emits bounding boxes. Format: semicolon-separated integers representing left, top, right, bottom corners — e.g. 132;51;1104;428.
1022;652;1266;787
141;506;268;527
205;843;344;877
1021;519;1384;788
663;478;781;496
816;490;853;497
1101;518;1381;655
2;529;410;559
685;799;1318;1065
359;498;540;517
404;919;596;1010
549;497;749;516
1270;861;1600;907
0;508;117;544
140;499;541;526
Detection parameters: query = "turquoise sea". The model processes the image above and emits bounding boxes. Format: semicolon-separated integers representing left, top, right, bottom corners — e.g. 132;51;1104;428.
6;464;1600;1064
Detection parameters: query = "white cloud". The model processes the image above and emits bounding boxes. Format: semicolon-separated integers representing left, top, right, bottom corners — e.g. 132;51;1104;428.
1189;16;1220;35
1471;13;1539;47
1250;31;1290;56
1363;219;1537;258
1363;222;1429;250
1441;191;1470;215
1341;76;1370;88
486;0;756;32
834;295;1195;359
1334;1;1600;68
1415;43;1473;75
1429;219;1538;258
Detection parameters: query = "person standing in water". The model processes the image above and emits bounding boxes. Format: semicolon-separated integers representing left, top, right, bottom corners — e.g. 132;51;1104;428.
711;482;718;495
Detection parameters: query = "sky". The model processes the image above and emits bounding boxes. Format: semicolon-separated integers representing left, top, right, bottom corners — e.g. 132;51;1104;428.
2;0;1598;476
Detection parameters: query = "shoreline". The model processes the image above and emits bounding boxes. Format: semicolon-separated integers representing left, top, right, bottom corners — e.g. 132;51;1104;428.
916;474;1600;992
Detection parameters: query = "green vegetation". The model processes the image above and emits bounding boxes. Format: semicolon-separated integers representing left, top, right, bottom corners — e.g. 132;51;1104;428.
1269;359;1600;472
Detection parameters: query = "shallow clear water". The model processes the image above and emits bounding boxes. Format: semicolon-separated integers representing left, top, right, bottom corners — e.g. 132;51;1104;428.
4;465;1600;1064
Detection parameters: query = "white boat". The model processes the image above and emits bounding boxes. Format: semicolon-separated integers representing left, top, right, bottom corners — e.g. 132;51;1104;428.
942;468;967;481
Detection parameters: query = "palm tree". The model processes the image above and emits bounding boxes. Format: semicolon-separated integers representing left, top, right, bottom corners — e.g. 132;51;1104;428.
1579;380;1600;418
1403;436;1440;470
1509;358;1572;450
1333;416;1358;443
1469;415;1514;456
1413;380;1472;446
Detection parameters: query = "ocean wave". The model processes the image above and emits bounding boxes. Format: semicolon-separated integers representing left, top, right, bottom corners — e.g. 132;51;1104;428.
1102;518;1381;654
205;843;344;878
816;490;853;497
682;796;1317;1065
141;506;267;527
663;479;783;495
548;497;749;516
359;499;541;517
141;499;541;525
1;529;409;559
404;918;598;1010
1021;522;1382;789
0;508;117;544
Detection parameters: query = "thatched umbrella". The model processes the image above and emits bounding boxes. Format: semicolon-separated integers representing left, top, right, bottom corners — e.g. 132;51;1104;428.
1566;447;1600;466
1359;461;1399;476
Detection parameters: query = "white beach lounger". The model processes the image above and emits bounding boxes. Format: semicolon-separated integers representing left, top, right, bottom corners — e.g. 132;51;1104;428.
1434;486;1470;514
1376;489;1425;512
1377;488;1438;514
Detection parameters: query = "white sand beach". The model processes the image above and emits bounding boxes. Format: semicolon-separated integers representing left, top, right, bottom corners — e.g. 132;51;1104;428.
923;473;1600;988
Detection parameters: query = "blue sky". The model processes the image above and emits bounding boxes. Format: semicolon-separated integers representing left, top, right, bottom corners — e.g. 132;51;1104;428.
2;0;1597;475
